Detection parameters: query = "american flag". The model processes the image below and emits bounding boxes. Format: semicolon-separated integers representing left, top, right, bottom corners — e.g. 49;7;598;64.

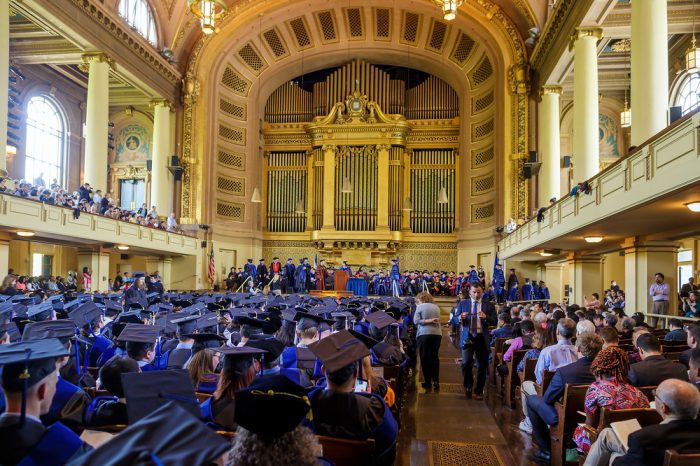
207;247;216;285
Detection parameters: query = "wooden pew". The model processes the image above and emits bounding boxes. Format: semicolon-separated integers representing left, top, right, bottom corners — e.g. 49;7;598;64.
549;384;589;466
598;408;661;430
536;370;556;396
515;357;538;414
504;349;528;409
489;337;509;386
317;435;376;466
664;449;700;466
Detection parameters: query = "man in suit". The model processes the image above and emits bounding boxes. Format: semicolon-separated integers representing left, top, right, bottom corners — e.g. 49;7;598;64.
679;323;700;367
629;333;688;387
688;347;700;391
527;333;603;463
680;277;698;298
458;281;496;400
583;379;700;466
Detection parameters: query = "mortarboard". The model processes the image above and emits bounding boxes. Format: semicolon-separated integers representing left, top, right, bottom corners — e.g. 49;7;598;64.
121;369;199;423
21;320;75;342
365;310;398;330
234;375;311;437
116;324;161;344
26;302;54;322
10;295;33;305
104;300;122;314
349;329;380;349
245;336;285;361
68;302;103;329
171;314;198;334
133;272;145;278
69;402;230;466
183;333;227;352
195;312;219;331
220;345;266;374
307;330;369;373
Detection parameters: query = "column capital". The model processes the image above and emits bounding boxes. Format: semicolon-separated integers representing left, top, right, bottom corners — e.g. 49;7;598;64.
149;98;172;109
376;144;392;152
539;85;563;98
322;144;338;153
568;27;603;51
78;52;116;72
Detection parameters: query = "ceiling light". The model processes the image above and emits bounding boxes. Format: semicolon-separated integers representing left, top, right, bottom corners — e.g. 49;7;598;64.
437;186;449;204
584;236;604;243
189;0;227;35
686;201;700;212
341;177;353;194
402;197;413;211
539;251;553;257
16;231;34;237
116;245;129;250
251;187;262;203
434;0;463;21
294;199;305;214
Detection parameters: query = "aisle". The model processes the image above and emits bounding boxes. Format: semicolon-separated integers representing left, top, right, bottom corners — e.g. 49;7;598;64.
397;327;514;466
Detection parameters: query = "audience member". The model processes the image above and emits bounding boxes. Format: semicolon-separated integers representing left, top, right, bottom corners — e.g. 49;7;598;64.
628;333;688;387
665;319;687;342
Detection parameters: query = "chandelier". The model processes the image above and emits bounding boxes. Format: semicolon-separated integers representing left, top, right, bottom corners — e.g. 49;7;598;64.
433;0;463;21
688;0;700;71
189;0;227;35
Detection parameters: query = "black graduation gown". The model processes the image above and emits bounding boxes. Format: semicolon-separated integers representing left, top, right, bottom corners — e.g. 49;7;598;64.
124;286;148;309
89;400;128;427
165;348;192;369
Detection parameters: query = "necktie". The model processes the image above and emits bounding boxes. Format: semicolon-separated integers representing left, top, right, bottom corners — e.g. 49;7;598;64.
470;300;478;334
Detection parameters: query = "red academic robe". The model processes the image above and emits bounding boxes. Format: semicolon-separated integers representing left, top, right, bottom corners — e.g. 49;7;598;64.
316;265;327;290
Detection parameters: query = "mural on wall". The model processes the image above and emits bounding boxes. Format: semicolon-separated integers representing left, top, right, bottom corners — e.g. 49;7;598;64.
114;124;151;163
599;113;620;159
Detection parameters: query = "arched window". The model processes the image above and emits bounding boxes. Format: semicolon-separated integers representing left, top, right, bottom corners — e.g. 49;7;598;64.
118;0;158;46
673;72;700;116
25;96;66;186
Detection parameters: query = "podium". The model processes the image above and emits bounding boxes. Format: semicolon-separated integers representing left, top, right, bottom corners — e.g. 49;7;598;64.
334;270;349;292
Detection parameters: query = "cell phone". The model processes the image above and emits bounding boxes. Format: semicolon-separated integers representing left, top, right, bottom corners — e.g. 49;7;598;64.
354;378;368;392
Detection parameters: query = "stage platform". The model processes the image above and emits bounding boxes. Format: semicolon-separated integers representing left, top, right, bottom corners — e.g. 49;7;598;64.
308;290;354;298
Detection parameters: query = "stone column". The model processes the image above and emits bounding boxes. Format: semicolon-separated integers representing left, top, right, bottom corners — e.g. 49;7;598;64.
160;258;172;291
77;250;110;292
376;144;390;231
544;262;565;304
81;53;112;190
566;253;602;306
306;150;314;231
631;0;668;145
150;100;172;217
321;145;336;230
622;238;678;321
538;86;562;205
0;239;9;278
570;27;603;182
0;0;9;175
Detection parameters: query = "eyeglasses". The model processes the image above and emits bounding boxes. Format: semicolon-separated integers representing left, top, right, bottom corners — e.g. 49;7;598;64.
652;389;667;406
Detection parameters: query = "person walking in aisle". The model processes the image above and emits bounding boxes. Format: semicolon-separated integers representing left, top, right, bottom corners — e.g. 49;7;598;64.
414;292;443;391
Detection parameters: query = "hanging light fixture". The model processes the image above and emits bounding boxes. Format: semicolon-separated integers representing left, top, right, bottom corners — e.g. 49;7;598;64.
251;187;262;203
433;0;464;21
341;177;353;194
437;186;449;204
189;0;227;35
688;0;700;70
294;199;305;214
621;44;631;128
402;197;413;211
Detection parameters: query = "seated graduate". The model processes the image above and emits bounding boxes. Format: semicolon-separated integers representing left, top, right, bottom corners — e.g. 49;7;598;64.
308;330;398;466
86;356;140;426
186;347;221;394
365;311;406;366
117;323;162;372
0;339;92;466
200;346;264;431
68;402;230;466
246;335;311;387
163;314;198;369
21;320;89;431
229;375;330;466
281;311;329;381
68;302;111;369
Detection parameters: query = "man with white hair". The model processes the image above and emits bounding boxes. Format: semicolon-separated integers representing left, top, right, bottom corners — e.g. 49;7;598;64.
583;379;700;466
576;319;596;336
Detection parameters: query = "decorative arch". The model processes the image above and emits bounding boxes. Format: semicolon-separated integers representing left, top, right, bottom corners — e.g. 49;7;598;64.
24;95;68;186
116;0;159;46
179;0;528;263
670;71;700;117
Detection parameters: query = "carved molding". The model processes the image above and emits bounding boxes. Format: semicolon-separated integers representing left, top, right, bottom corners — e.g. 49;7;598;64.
78;52;116;72
568;27;604;51
530;0;577;71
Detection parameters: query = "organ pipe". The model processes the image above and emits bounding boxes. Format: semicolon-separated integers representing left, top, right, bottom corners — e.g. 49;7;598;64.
410;149;455;234
266;152;308;232
334;146;377;231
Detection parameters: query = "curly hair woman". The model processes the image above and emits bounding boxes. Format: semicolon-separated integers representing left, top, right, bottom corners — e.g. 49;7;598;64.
572;346;649;454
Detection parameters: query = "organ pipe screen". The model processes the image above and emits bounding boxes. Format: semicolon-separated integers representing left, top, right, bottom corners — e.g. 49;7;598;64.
334;146;378;231
410;149;456;234
266;152;308;232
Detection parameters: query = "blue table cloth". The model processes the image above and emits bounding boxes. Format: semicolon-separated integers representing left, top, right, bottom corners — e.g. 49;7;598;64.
346;278;368;296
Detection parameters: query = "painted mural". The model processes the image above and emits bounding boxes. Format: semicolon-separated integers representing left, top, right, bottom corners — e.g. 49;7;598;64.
599;113;620;159
115;124;151;163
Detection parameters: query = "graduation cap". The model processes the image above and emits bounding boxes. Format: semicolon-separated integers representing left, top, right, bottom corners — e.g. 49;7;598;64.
181;302;206;315
171;314;198;334
245;336;285;361
68;402;230;466
10;295;33;305
26;302;54;322
307;330;369;373
68;302;103;329
238;316;280;335
133;272;146;278
183;333;227;352
107;293;123;301
0;339;69;423
154;315;178;335
220;346;266;374
116;310;144;324
21;320;75;342
121;369;199;423
349;329;380;349
365;310;398;330
195;312;219;331
235;375;311;437
117;324;161;344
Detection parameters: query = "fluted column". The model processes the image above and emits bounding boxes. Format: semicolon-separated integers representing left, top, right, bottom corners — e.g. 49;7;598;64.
306;149;314;231
538;86;562;206
81;53;112;189
150;99;172;217
570;27;602;182
0;0;9;175
321;145;336;230
631;0;668;145
376;144;390;231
